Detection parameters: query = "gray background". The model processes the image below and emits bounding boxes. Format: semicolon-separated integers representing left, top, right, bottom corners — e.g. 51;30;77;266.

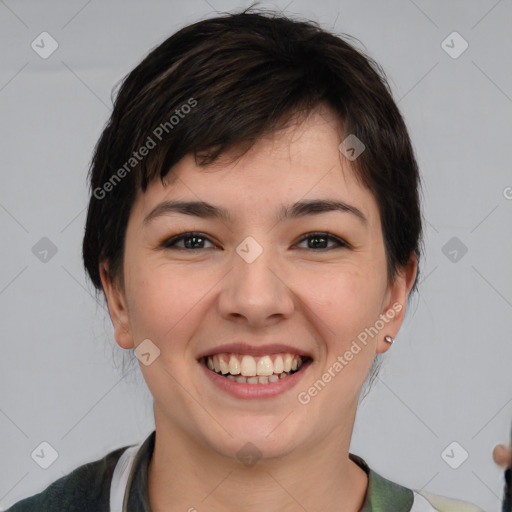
1;0;511;510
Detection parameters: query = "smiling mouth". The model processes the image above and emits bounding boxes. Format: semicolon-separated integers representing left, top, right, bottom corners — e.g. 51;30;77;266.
201;353;312;384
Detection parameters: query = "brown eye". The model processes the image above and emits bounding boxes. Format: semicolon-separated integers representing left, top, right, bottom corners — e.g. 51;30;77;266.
296;232;349;250
162;232;216;250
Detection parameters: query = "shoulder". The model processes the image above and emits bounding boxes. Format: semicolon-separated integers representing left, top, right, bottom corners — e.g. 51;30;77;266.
4;445;127;512
349;453;485;512
413;490;486;512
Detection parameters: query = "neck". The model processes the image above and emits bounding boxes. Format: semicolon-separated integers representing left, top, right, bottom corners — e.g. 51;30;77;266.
147;408;368;512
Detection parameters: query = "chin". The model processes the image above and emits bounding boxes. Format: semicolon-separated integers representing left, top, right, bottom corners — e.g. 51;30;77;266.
202;419;304;464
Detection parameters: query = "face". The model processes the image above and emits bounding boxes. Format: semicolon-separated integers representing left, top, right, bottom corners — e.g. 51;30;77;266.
101;106;416;462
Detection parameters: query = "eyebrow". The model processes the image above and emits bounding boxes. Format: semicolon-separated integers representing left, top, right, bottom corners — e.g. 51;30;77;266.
143;199;367;226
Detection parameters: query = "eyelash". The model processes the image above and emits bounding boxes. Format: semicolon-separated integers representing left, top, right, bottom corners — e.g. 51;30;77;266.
161;231;349;251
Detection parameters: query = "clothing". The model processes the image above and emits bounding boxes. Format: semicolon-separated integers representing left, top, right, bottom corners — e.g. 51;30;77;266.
5;431;483;512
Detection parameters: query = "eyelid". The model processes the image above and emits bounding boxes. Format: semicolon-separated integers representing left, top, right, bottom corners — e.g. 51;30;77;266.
296;232;350;249
161;231;350;250
161;231;218;249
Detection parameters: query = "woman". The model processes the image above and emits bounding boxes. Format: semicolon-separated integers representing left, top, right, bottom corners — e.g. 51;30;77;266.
6;8;485;511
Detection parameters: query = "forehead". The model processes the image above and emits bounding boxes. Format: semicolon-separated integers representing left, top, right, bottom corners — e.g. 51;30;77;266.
131;107;378;226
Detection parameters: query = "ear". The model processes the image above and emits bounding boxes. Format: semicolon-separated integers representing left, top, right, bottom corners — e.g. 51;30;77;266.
376;253;418;354
99;261;135;349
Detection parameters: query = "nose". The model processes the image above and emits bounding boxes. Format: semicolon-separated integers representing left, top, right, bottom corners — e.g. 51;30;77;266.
217;238;295;327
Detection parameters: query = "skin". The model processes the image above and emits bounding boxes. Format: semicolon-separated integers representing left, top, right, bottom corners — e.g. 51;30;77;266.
100;105;417;512
493;444;512;468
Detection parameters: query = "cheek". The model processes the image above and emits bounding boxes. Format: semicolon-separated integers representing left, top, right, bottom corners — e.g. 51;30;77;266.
301;265;386;349
306;262;384;311
124;261;204;348
310;273;383;398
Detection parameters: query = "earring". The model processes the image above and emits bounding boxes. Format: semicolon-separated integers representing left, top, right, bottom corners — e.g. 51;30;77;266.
384;335;394;344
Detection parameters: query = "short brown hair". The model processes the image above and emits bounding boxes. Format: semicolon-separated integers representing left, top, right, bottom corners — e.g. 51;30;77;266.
82;7;423;300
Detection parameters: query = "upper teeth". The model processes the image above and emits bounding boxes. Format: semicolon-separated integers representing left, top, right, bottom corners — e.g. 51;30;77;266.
206;353;304;377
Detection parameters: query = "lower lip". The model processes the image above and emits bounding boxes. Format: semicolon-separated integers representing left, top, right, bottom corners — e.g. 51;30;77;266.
199;358;312;399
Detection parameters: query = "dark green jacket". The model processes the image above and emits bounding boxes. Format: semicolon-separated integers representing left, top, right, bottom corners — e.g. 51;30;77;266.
4;431;482;511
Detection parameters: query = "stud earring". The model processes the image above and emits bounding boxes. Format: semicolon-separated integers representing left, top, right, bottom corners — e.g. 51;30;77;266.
384;335;394;344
